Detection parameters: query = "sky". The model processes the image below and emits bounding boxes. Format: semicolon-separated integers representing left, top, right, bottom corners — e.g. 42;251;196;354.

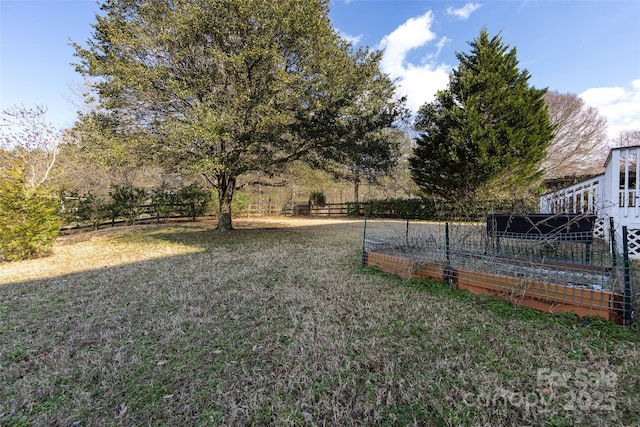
1;0;639;139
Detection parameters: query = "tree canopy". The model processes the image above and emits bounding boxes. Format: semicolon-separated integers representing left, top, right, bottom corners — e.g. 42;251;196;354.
409;29;555;201
323;51;409;202
73;0;402;230
541;91;608;181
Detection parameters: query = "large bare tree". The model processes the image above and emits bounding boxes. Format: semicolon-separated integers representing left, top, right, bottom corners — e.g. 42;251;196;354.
541;91;609;181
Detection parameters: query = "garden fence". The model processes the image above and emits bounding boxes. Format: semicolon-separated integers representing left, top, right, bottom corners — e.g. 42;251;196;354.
362;214;639;325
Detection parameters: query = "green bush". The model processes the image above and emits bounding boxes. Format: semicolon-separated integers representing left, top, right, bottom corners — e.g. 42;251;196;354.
61;190;109;229
348;197;539;221
391;198;438;220
151;184;178;222
108;185;148;226
208;190;252;217
0;172;61;261
59;183;217;228
231;191;251;216
346;202;360;217
309;190;326;207
78;191;109;229
175;183;210;220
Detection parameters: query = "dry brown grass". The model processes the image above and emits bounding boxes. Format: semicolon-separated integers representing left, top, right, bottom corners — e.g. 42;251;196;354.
1;217;639;426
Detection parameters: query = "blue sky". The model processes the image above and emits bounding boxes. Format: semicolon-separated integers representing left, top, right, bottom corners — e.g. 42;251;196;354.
1;0;639;138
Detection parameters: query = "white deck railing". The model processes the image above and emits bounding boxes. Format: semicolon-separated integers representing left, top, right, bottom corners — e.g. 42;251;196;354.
539;146;640;258
540;175;604;215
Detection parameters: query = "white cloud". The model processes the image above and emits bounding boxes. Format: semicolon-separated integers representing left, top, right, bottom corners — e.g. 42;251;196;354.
435;36;451;57
378;11;451;113
446;3;482;20
379;12;437;74
580;80;640;139
580;86;627;105
337;29;362;45
394;64;451;113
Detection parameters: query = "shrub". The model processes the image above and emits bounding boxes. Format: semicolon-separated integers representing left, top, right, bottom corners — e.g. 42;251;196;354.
391;198;438;220
108;185;148;226
347;196;539;221
61;190;109;229
175;183;210;221
346;202;360;217
231;191;251;216
209;190;252;217
77;191;110;229
0;171;61;261
151;184;178;222
309;190;326;207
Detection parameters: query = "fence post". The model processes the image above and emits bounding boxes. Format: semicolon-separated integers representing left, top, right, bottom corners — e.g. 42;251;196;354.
362;216;368;267
623;226;632;325
445;222;453;285
610;217;618;269
405;218;410;251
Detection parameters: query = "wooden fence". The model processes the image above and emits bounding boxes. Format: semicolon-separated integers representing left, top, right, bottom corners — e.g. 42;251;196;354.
278;202;383;217
62;201;405;232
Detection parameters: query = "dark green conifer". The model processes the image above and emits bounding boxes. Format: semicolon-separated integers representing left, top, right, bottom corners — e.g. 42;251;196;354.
410;29;555;200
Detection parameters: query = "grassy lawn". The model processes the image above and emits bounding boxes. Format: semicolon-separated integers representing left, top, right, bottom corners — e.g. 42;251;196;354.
1;217;639;426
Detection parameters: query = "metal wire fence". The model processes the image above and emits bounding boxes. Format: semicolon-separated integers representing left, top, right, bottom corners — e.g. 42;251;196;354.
362;215;639;325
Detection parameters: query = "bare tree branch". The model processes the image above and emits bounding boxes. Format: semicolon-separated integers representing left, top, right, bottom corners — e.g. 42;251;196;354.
542;91;609;180
0;104;61;188
611;129;640;148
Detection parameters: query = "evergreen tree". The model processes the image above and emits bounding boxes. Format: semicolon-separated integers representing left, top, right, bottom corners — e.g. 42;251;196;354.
1;106;62;261
0;163;61;261
410;29;555;201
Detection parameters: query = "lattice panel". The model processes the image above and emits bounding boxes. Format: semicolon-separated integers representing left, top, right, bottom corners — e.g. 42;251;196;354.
594;218;606;239
626;228;640;257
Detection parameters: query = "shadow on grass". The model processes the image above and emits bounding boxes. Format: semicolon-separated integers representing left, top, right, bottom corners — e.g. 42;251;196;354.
0;218;374;425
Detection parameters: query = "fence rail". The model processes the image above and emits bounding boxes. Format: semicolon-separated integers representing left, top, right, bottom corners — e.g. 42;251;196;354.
282;198;540;220
61;201;210;231
281;203;355;217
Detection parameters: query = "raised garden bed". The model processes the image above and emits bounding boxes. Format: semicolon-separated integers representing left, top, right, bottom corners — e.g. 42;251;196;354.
364;250;621;323
365;252;445;281
456;269;618;322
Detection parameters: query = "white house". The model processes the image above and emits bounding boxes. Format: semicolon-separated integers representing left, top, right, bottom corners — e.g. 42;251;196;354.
540;145;640;258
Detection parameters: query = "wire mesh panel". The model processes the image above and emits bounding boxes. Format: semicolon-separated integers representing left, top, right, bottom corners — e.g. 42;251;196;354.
362;215;637;325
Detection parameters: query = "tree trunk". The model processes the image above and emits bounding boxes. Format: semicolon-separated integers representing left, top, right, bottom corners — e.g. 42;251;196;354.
216;173;236;232
354;177;360;204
